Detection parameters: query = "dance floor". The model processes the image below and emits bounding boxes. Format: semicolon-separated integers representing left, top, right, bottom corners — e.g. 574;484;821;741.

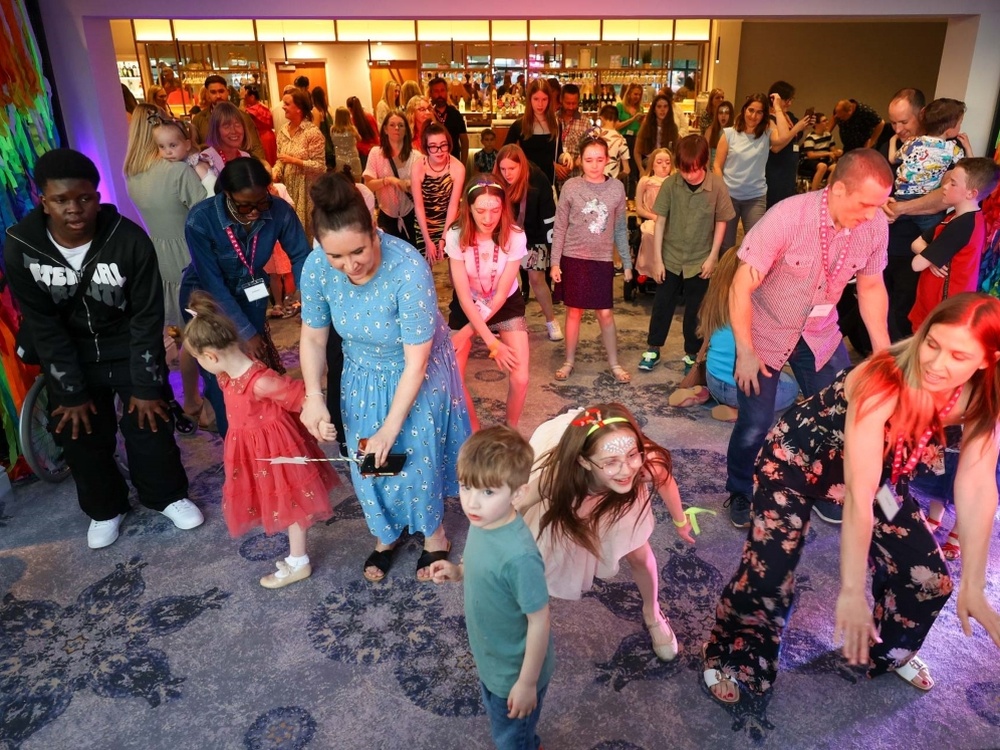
2;274;998;749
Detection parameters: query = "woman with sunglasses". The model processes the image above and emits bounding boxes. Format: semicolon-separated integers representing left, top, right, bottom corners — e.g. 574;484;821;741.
515;402;695;662
446;176;529;430
182;158;311;436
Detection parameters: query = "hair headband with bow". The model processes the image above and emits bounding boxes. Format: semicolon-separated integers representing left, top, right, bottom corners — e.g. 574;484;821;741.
571;407;629;436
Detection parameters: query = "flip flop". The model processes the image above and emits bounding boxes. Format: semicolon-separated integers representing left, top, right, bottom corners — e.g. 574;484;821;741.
363;547;396;582
415;543;451;581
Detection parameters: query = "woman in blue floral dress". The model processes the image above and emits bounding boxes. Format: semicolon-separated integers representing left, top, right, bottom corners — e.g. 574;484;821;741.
298;173;471;582
703;293;1000;705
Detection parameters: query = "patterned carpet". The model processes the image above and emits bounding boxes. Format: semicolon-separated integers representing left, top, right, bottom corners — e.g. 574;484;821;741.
2;275;999;750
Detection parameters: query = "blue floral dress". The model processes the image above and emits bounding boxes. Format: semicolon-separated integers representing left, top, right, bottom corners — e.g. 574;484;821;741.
704;370;954;695
300;232;471;544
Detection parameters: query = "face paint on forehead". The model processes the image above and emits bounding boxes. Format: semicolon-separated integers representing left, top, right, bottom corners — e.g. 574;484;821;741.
475;196;503;211
600;434;637;456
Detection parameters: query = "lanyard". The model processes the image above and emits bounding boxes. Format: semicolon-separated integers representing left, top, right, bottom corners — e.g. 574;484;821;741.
224;226;258;274
818;188;850;287
473;241;501;300
890;385;963;484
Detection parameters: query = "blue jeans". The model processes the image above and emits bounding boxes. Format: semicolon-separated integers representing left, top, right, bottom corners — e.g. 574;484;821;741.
480;681;547;750
725;337;850;497
707;370;798;411
723;194;767;251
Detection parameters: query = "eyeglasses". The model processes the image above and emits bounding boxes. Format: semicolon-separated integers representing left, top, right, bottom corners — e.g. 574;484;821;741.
425;143;450;153
588;450;644;477
227;195;272;215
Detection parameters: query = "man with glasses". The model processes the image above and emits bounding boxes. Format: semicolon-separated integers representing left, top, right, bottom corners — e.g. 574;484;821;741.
428;77;469;165
191;74;267;166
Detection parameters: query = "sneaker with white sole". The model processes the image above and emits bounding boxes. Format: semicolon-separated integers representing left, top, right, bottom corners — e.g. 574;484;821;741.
546;320;564;341
638;350;660;371
88;514;124;549
160;499;204;530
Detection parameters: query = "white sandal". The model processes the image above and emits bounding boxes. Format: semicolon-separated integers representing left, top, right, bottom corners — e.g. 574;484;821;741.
895;656;934;691
703;667;741;704
645;616;679;662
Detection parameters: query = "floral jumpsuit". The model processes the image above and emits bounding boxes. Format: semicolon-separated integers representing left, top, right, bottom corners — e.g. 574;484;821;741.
704;370;954;694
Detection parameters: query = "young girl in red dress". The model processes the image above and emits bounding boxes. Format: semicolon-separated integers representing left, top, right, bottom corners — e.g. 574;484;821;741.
184;291;339;589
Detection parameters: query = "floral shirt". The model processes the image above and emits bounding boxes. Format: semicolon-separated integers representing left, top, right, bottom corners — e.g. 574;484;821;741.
894;135;965;197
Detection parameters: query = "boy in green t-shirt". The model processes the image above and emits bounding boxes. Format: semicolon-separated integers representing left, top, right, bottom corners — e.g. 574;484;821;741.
431;426;555;750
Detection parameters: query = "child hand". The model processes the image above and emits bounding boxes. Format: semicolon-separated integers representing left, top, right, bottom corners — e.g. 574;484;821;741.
506;679;538;719
623;268;633;283
550;266;562;284
956;133;972;155
317;420;338;443
676;518;696;545
429;560;461;583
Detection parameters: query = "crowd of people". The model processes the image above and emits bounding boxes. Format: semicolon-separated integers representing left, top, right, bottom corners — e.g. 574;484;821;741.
5;71;1000;750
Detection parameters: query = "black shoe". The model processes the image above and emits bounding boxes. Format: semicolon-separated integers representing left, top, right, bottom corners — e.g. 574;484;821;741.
812;499;843;524
724;492;752;529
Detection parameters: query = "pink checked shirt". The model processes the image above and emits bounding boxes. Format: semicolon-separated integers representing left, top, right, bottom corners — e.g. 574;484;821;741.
737;190;888;371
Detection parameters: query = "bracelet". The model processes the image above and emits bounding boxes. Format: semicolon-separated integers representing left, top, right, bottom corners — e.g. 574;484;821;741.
672;516;689;527
487;341;501;360
305;392;324;398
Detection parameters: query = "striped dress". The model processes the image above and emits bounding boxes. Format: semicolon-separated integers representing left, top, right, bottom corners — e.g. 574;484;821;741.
415;170;454;256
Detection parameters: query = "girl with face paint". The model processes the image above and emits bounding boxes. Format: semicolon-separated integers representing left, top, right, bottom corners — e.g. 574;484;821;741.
515;403;696;662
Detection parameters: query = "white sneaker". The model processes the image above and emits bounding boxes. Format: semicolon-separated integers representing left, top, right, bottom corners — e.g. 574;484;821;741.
88;514;124;549
160;499;204;530
546;320;564;342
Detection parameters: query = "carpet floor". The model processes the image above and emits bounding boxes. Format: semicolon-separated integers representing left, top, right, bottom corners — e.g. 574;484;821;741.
2;275;999;750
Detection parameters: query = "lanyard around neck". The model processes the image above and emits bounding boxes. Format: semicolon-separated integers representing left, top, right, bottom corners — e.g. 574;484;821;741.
224;225;258;273
890;385;963;484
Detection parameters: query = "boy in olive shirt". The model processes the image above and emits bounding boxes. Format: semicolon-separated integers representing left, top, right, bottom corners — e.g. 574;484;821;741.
431;426;554;750
639;134;735;372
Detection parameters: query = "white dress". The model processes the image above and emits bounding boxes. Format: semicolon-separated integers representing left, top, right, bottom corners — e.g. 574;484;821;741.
521;409;655;600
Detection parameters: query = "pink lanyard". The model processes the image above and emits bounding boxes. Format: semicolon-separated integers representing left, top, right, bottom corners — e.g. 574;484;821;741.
473;242;500;299
224;226;258;274
890;385;963;484
818;188;849;286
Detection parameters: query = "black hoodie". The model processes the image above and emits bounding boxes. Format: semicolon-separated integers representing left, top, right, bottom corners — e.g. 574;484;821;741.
4;204;167;407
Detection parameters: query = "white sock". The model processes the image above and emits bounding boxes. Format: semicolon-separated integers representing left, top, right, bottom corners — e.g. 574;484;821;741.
285;554;309;569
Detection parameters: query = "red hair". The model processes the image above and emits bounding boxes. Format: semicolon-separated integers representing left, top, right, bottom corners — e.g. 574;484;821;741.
493;144;530;204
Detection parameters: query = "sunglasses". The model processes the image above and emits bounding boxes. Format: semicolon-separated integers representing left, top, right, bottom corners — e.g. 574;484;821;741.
227;195;272;215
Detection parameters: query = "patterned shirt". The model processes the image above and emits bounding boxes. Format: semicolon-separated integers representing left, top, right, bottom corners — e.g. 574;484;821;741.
837;100;881;152
551;176;630;269
894;136;965;196
737;190;888;370
559;112;592;158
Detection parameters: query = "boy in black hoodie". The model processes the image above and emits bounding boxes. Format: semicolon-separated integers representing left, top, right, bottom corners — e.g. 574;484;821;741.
5;149;203;548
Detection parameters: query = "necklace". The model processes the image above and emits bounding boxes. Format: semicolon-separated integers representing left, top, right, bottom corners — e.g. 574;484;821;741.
425;156;449;175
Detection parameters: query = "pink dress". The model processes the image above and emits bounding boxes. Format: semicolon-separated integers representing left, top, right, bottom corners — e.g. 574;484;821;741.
219;361;338;537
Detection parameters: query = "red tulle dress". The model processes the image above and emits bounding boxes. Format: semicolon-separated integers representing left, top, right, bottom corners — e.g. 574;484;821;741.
219;361;338;537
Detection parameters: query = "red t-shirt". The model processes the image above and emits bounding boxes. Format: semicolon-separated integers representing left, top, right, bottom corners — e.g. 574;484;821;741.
909;210;985;330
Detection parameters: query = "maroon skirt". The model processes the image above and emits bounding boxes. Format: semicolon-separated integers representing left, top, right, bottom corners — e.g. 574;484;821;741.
557;255;615;310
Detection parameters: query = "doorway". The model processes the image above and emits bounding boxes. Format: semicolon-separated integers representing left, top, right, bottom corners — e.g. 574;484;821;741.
275;61;328;100
369;63;418;113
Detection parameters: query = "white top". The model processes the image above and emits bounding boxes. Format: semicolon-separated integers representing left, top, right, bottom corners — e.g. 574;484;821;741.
444;226;527;302
47;230;90;271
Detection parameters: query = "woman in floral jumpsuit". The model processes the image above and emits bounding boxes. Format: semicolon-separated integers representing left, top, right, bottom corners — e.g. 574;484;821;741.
703;293;1000;704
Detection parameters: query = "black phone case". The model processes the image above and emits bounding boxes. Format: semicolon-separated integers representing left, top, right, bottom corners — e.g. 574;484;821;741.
359;453;407;476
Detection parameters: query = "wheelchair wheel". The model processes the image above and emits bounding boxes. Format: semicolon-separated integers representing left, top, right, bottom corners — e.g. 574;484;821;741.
18;377;71;483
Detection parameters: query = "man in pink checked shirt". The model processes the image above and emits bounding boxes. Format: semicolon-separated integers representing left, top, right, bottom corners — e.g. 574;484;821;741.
724;149;893;529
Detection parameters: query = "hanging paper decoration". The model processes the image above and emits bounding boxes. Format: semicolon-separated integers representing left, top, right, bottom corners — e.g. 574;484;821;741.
1;0;59;478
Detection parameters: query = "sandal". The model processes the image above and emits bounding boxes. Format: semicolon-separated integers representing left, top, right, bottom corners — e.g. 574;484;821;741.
554;361;575;381
363;546;397;582
702;667;741;705
268;305;285;318
895;655;934;691
610;364;631;383
415;543;452;581
645;615;679;662
941;532;961;561
282;301;301;319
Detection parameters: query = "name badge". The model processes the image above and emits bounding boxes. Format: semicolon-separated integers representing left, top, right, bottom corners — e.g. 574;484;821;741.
242;279;269;301
809;303;834;318
875;482;901;521
475;298;492;321
793;144;800;153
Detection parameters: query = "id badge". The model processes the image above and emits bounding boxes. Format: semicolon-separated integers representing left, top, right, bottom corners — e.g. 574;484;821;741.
475;298;492;321
242;278;268;301
875;482;901;521
793;144;800;153
809;303;834;318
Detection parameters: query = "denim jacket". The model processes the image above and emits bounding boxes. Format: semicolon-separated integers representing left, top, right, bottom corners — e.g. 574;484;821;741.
183;192;309;338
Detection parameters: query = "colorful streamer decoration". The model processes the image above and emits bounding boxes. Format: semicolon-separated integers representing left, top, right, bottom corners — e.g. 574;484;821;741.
1;0;59;478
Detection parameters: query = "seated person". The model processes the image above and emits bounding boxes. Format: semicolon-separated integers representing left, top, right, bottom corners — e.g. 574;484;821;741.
798;112;841;191
4;149;202;549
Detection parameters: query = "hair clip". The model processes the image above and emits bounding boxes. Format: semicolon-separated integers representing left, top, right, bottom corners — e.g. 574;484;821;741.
571;408;629;436
185;308;198;318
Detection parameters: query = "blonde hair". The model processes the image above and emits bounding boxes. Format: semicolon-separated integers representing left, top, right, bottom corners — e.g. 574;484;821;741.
183;291;240;354
332;106;358;137
124;103;191;178
400;80;422;106
696;248;742;339
641;147;672;178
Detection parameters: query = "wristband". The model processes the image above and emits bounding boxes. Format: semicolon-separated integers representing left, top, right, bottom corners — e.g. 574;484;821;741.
672;516;688;527
305;392;324;398
487;341;501;360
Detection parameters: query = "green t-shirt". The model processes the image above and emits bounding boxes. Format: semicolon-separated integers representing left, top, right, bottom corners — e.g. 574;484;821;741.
463;515;556;698
617;102;642;136
653;171;736;277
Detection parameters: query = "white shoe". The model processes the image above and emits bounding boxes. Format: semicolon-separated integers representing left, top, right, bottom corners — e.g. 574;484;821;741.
88;514;124;549
646;615;679;662
160;499;204;530
546;320;564;341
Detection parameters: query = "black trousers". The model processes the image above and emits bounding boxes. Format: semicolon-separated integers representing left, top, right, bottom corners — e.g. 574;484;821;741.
377;209;416;246
884;254;920;343
325;326;347;451
646;270;709;356
50;362;188;521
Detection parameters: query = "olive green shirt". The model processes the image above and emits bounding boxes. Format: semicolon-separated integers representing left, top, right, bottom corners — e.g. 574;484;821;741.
652;171;735;277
